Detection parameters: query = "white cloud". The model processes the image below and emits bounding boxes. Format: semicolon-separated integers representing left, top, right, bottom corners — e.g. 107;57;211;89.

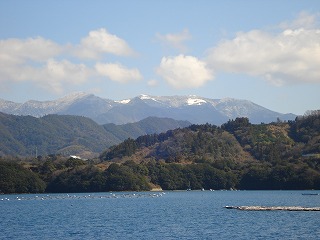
157;55;214;89
279;11;318;29
0;37;65;93
156;29;191;52
74;28;135;59
0;37;62;64
95;63;142;83
0;58;91;93
0;37;91;93
0;29;140;94
206;12;320;86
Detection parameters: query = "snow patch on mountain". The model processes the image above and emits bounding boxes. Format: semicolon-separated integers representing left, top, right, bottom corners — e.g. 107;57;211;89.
139;94;153;100
187;98;207;106
116;99;131;104
215;98;264;118
0;93;297;125
0;99;20;111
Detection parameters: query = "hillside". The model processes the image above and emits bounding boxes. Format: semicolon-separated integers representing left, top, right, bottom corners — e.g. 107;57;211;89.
0;113;190;157
0;112;319;193
101;113;320;165
96;113;320;191
100;123;253;163
0;113;117;158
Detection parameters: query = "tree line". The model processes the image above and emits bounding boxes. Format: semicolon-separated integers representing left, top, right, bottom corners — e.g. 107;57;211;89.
1;112;320;193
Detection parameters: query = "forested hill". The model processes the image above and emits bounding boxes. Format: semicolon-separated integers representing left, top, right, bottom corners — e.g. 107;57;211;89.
100;123;253;163
0;113;190;157
0;113;117;157
95;112;320;191
0;111;319;194
100;111;320;164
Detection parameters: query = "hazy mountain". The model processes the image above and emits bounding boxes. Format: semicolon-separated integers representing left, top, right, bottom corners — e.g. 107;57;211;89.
0;93;297;125
0;113;190;157
0;92;114;118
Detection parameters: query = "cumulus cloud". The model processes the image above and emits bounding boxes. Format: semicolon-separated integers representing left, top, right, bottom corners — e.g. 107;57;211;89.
0;37;71;93
206;12;320;86
0;37;62;64
74;28;135;59
157;55;214;89
95;63;142;83
0;58;91;93
156;29;191;52
0;29;140;94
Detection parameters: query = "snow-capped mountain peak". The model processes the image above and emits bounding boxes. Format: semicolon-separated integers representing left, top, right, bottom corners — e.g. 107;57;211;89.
186;97;207;106
0;93;297;125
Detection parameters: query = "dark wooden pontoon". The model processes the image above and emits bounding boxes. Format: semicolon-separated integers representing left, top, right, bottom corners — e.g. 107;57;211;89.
225;206;320;211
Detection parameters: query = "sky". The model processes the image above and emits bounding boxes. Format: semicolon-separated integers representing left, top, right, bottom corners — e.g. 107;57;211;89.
0;0;319;115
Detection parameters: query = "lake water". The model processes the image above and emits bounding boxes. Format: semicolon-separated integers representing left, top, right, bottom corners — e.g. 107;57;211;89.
1;191;320;239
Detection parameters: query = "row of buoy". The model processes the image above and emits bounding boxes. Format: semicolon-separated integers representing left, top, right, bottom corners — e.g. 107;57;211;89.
0;192;166;201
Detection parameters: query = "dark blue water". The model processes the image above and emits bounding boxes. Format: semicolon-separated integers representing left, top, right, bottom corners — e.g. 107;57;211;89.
1;191;320;239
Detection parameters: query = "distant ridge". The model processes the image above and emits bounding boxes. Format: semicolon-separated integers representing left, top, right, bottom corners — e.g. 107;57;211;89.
0;93;297;125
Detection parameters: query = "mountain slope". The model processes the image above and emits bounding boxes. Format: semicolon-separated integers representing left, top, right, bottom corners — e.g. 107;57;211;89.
0;113;117;157
0;113;191;157
0;93;297;125
100;113;320;168
100;123;254;163
103;116;191;141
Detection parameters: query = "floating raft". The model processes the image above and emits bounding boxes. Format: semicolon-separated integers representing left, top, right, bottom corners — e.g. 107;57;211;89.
225;206;320;211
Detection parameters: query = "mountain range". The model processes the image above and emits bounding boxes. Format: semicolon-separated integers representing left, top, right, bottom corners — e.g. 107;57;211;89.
0;93;296;125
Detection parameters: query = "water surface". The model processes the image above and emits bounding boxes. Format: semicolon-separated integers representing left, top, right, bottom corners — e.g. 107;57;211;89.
1;191;319;239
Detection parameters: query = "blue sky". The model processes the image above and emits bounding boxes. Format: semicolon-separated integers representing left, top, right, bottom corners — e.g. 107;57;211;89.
0;0;319;115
